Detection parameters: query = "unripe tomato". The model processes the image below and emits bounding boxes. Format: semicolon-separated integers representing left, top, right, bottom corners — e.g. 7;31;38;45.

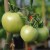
20;25;38;42
2;12;25;33
37;26;49;42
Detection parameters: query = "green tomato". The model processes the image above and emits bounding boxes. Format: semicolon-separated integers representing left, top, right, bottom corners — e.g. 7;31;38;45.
37;26;49;42
20;25;38;42
2;12;25;33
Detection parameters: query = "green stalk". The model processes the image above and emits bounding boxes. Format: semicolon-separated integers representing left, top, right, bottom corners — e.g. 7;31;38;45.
42;0;46;26
30;0;33;8
3;33;13;50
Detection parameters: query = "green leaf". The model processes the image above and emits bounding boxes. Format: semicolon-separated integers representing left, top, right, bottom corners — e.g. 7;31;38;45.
9;0;16;6
9;0;19;12
0;28;6;39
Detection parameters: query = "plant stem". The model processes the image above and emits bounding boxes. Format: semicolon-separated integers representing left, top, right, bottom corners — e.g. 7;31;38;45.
42;0;46;26
25;43;28;50
3;33;13;50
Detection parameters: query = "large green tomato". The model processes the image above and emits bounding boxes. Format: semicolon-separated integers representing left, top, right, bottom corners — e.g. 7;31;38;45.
2;12;25;33
37;26;49;42
20;25;38;42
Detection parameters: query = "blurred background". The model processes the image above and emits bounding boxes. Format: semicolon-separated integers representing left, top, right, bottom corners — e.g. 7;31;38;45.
0;0;50;50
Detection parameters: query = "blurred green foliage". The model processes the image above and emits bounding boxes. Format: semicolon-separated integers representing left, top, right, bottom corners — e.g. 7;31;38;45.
0;0;4;28
0;28;6;39
0;0;6;39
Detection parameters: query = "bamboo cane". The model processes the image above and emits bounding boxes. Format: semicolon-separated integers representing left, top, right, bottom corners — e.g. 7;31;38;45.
4;0;9;50
42;0;46;26
4;0;9;42
4;0;9;12
4;0;15;50
42;0;48;48
25;43;28;50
